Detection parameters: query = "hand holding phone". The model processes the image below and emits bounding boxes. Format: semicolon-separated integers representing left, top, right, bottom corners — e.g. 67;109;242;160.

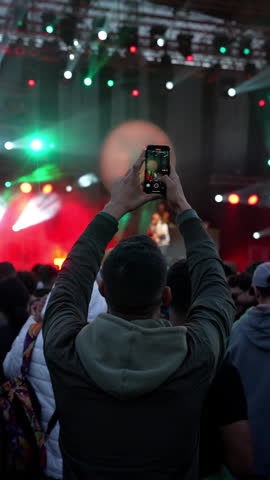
144;145;170;195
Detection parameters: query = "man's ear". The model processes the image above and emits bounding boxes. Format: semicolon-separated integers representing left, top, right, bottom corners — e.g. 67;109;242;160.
98;279;105;298
162;286;172;307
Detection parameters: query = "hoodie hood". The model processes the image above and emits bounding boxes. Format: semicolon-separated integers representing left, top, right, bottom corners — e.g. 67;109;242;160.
75;313;187;399
238;305;270;351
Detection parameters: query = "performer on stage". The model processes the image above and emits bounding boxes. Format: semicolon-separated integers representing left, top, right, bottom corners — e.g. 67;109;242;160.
147;212;170;256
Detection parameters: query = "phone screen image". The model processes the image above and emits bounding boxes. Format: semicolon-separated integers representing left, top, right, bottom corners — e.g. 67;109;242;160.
144;145;170;194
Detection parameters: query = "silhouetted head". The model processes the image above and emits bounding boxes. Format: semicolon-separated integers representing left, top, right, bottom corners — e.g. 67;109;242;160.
100;235;170;319
0;262;16;281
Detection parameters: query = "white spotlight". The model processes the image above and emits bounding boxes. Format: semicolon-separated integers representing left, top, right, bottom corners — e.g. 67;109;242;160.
166;81;174;90
157;38;165;47
215;194;223;203
253;232;260;240
78;173;99;188
4;141;14;150
98;30;107;41
73;39;79;47
12;193;62;232
228;88;236;97
69;53;75;61
64;70;72;80
66;185;73;192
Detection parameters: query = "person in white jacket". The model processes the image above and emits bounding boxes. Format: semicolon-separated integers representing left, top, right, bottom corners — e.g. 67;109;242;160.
3;281;107;479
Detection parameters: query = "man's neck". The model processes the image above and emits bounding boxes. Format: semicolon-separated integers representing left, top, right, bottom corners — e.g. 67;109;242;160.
109;307;161;321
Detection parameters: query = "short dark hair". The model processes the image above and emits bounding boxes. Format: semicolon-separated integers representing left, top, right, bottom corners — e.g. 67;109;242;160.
228;272;252;292
167;260;191;314
0;262;16;281
17;271;37;295
39;265;58;289
255;286;270;299
102;235;167;316
246;261;263;276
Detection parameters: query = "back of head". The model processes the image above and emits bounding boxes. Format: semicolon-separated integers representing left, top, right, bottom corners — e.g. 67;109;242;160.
252;262;270;300
0;276;29;328
39;264;58;289
17;271;37;295
0;262;16;281
102;235;167;317
228;272;252;292
167;260;191;318
246;260;263;276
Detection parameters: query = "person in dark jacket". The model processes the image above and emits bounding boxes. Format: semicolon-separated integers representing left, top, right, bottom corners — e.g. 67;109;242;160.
43;155;235;480
227;261;270;476
0;275;29;381
167;260;254;479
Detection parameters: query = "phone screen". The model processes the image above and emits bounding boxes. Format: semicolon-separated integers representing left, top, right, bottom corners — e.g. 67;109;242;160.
144;145;170;194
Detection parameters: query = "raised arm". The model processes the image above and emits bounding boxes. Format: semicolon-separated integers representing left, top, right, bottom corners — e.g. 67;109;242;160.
161;167;235;369
43;153;160;371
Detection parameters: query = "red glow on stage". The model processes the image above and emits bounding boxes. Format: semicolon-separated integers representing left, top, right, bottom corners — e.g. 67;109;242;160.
228;193;240;205
258;99;266;107
132;89;140;97
248;194;259;205
42;184;53;194
186;55;194;62
28;79;36;87
20;182;32;194
0;192;104;269
129;46;137;54
54;257;66;270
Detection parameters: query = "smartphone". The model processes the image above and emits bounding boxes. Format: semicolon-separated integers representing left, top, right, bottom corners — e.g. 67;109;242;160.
144;145;170;195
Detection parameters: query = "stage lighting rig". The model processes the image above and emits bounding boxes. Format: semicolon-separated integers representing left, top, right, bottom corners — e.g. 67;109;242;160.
42;12;57;34
177;33;193;59
213;34;230;55
118;26;138;53
150;26;167;49
59;14;78;46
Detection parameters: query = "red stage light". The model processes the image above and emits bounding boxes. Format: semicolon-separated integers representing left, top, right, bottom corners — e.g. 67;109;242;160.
20;182;32;194
258;99;266;107
248;194;259;205
132;89;140;97
42;184;53;195
186;55;194;62
129;46;137;54
228;193;240;205
28;79;36;87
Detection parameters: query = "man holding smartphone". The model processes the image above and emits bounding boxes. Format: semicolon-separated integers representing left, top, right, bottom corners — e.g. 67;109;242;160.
43;152;235;480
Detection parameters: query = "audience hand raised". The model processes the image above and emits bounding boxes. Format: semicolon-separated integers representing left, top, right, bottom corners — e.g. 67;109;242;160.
160;164;191;216
103;151;161;220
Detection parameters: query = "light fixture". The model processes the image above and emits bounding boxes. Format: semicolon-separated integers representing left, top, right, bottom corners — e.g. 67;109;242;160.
253;232;260;240
228;193;240;205
98;30;107;41
66;185;72;192
64;70;72;80
228;88;236;97
166;81;174;90
4;141;14;150
215;194;223;203
78;173;99;188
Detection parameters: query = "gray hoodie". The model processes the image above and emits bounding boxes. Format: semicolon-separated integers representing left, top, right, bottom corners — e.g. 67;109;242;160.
227;305;270;475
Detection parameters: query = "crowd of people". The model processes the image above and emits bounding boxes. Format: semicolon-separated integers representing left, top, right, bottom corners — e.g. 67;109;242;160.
0;156;269;480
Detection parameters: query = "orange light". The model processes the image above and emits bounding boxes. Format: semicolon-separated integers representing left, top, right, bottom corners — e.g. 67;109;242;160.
248;194;259;205
42;184;53;195
228;193;240;205
20;182;32;194
54;257;66;270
